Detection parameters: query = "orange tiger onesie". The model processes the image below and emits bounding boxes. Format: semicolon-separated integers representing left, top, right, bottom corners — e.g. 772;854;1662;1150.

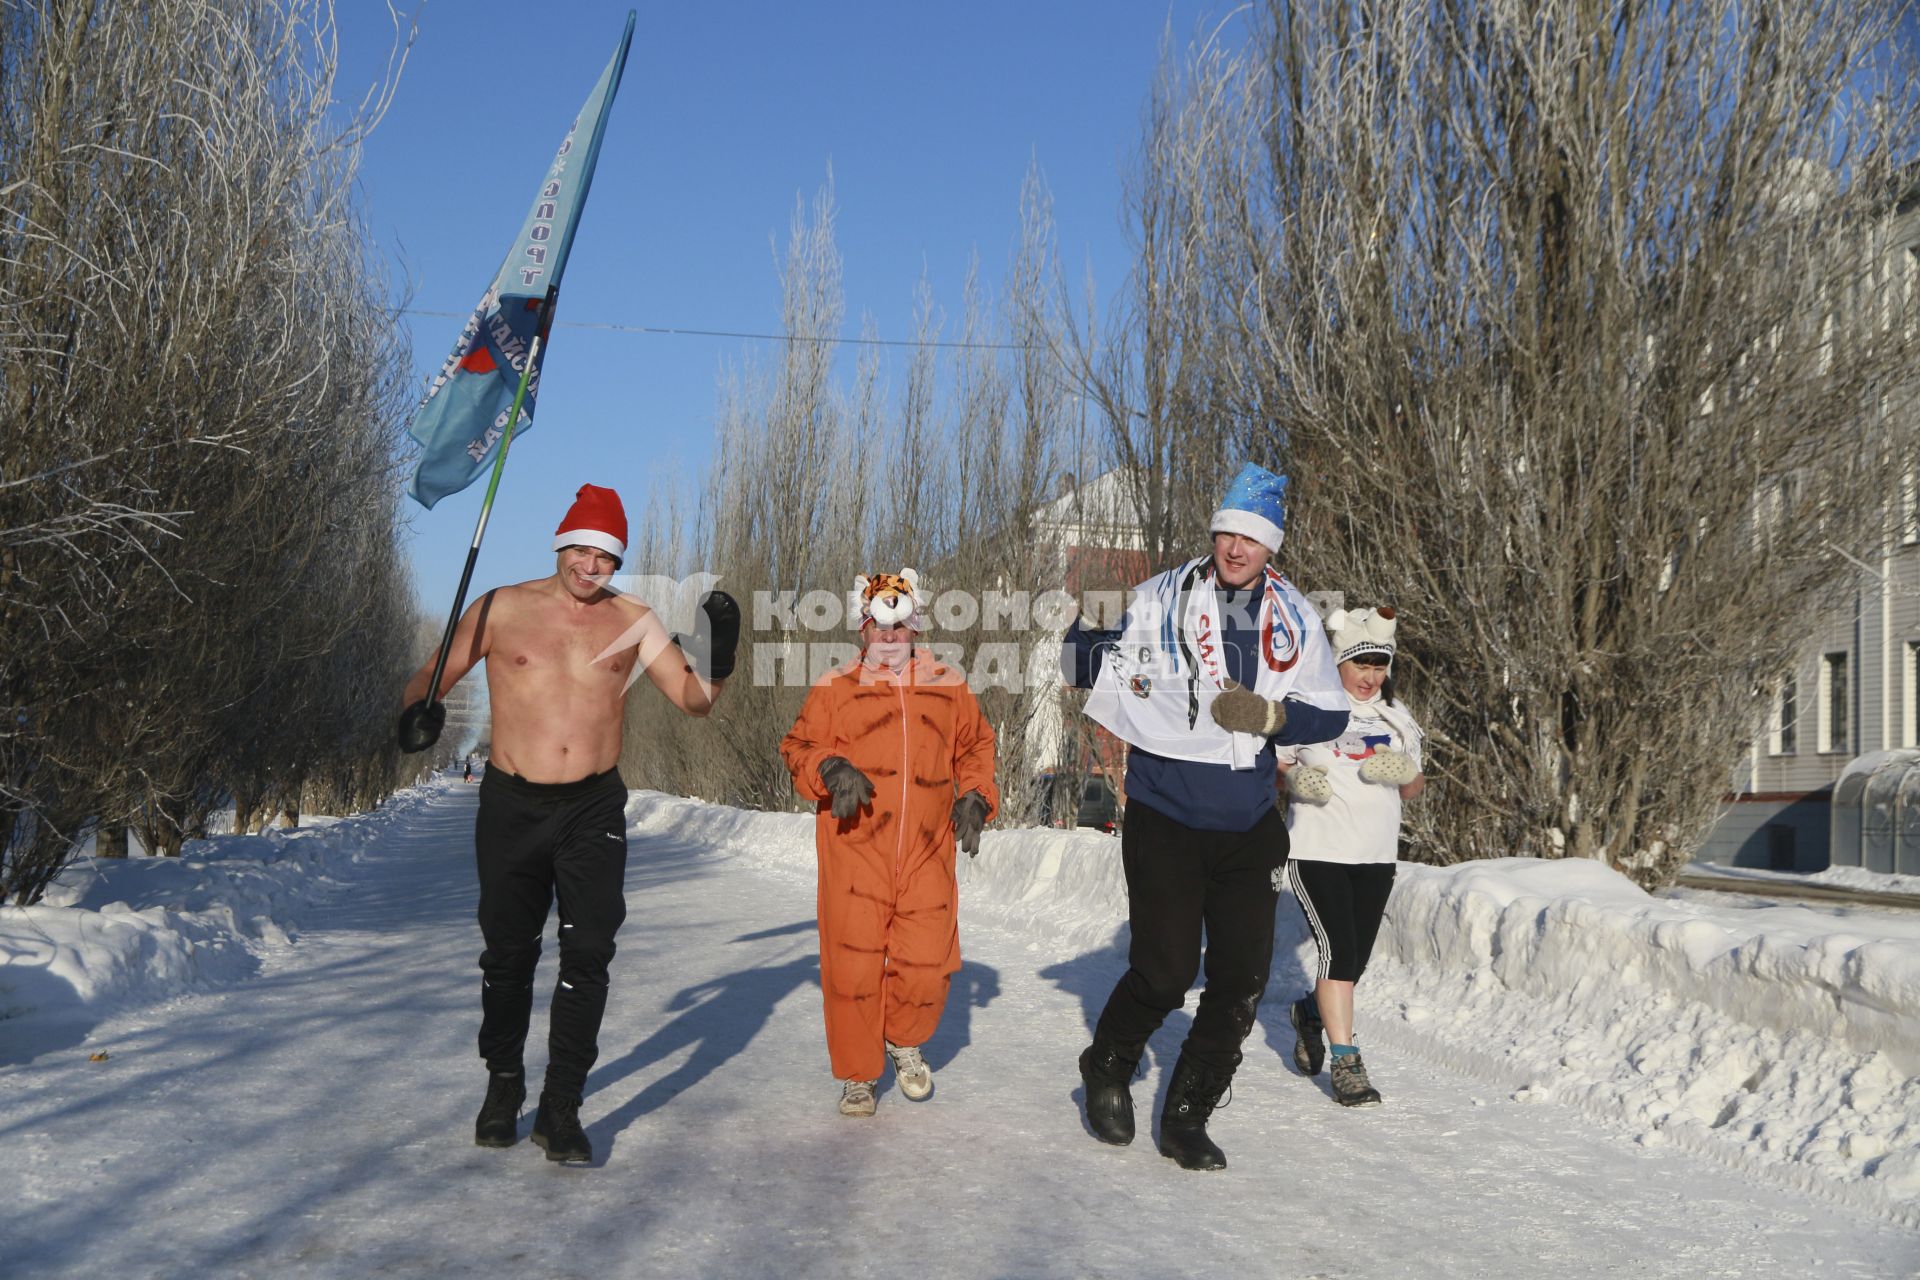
780;645;999;1084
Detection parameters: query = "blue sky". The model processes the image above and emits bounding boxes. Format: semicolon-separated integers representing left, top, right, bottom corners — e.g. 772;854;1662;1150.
335;1;1224;624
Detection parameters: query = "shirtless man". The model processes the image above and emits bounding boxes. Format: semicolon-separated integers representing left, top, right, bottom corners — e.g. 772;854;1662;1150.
399;484;738;1165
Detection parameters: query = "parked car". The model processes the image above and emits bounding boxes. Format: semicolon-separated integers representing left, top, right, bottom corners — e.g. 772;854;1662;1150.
1036;772;1121;835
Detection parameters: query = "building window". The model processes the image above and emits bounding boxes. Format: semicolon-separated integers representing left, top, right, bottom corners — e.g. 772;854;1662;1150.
1906;245;1919;341
1771;674;1797;756
1820;652;1849;754
1910;641;1920;749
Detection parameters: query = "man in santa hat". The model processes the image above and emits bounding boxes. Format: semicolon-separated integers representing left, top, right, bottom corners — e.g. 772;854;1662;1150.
399;483;739;1165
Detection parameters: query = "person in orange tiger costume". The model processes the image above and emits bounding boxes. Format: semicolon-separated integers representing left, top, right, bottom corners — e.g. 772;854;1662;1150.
780;569;999;1116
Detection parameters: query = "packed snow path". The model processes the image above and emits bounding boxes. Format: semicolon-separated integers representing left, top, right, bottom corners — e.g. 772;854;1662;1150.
4;784;1914;1278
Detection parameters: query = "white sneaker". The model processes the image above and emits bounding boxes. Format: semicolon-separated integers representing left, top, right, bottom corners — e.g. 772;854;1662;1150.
839;1079;877;1117
886;1042;934;1101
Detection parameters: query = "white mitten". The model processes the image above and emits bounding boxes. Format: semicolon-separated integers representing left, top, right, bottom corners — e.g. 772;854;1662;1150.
1358;749;1418;786
1288;765;1333;803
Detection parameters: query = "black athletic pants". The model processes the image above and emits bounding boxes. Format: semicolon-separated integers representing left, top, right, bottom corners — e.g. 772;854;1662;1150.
1093;799;1289;1074
474;765;628;1100
1288;858;1396;984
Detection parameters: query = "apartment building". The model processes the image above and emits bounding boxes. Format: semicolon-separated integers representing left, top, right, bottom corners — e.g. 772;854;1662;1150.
1702;194;1920;872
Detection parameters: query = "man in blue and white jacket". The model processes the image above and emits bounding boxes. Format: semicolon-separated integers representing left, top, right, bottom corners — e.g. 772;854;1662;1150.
1062;462;1348;1171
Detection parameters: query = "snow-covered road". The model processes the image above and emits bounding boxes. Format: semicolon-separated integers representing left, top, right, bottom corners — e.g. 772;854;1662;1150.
4;783;1915;1278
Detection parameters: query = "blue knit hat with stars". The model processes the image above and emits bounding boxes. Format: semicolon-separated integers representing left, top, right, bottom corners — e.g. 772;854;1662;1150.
1210;462;1288;553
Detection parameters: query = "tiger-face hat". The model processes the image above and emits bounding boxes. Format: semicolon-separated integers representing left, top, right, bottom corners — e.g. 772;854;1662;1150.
851;568;928;631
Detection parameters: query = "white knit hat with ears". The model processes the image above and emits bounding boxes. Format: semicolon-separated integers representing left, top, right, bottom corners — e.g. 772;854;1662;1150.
1326;606;1397;664
850;568;929;631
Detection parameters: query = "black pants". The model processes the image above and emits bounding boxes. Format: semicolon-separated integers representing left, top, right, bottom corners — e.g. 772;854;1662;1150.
474;765;628;1100
1288;859;1396;984
1093;800;1289;1074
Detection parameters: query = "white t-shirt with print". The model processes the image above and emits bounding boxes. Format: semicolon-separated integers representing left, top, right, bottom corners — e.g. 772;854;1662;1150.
1277;694;1423;865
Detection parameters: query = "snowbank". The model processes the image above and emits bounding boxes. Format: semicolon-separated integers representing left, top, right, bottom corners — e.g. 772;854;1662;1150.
0;785;437;1027
1367;858;1920;1215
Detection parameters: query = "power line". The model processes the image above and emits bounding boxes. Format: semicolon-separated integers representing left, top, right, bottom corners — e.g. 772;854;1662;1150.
397;308;1040;352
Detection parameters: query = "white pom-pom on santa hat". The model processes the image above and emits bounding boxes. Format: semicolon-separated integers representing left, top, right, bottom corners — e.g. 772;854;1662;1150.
1328;605;1397;664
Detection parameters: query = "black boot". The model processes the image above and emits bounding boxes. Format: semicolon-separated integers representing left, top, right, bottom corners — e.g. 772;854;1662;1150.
474;1070;526;1148
1158;1055;1231;1171
531;1091;592;1164
1290;996;1325;1077
1078;1037;1141;1146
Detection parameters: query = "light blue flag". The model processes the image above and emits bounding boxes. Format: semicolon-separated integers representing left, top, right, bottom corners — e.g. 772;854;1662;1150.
407;13;635;509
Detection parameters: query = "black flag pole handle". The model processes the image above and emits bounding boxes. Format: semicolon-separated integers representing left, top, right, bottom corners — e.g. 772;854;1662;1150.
399;285;561;754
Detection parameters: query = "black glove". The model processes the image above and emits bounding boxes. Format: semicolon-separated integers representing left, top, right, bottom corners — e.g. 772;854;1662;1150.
952;790;989;857
397;699;446;753
673;590;742;681
819;756;875;820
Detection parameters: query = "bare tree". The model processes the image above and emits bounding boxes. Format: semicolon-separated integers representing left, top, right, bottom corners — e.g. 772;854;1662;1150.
621;171;1082;815
0;0;417;898
1064;31;1244;569
1127;0;1920;886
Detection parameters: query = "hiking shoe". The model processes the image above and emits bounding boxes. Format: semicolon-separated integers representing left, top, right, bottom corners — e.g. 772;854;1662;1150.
886;1042;934;1101
1290;996;1326;1077
1331;1052;1382;1107
474;1071;526;1148
839;1079;878;1117
530;1092;593;1163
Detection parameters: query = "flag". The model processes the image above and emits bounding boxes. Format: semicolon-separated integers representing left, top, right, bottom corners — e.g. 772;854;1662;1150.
406;12;635;509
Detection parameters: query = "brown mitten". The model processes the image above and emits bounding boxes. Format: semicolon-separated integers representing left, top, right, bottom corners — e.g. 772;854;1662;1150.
1209;681;1288;736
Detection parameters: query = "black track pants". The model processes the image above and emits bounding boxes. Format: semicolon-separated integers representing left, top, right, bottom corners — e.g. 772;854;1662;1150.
1093;800;1289;1074
1288;858;1396;984
474;765;628;1100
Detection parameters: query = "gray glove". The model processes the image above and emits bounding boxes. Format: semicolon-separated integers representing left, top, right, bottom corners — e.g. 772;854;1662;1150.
1287;765;1333;803
1210;681;1288;736
952;790;989;857
1358;749;1419;786
819;756;875;819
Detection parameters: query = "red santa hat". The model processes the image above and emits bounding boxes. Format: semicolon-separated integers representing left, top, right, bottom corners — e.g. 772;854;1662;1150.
552;484;627;565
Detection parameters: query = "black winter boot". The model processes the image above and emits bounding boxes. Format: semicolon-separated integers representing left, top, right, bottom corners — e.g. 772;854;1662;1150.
1158;1055;1232;1171
531;1091;592;1164
1290;996;1326;1077
474;1070;526;1148
1078;1037;1142;1146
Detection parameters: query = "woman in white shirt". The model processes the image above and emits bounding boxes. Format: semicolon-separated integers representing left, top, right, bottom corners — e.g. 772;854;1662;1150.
1275;607;1425;1107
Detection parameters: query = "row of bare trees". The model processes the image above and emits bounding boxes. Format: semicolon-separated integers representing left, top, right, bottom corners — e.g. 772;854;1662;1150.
625;0;1920;891
1;0;424;903
618;171;1105;822
1078;0;1920;887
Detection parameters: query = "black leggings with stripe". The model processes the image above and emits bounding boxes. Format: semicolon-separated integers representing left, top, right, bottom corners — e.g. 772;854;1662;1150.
1288;859;1396;984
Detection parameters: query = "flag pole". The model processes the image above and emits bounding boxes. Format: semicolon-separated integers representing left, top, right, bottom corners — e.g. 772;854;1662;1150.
401;284;558;751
